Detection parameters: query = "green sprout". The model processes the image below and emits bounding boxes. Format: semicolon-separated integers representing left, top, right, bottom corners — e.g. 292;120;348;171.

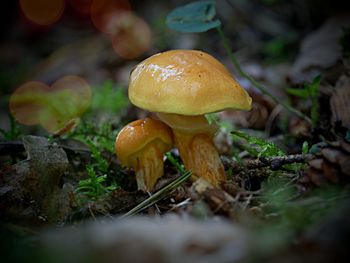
287;75;321;127
0;114;22;140
75;165;116;202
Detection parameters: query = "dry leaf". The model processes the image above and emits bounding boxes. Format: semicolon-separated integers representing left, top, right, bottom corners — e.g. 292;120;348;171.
290;16;350;83
0;136;71;222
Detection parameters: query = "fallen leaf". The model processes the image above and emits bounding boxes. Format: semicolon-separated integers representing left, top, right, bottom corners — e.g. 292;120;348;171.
290;16;350;83
0;136;71;223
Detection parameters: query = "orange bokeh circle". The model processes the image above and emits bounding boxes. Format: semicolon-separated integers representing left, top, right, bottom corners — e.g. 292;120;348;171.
20;0;65;26
41;75;92;132
9;81;49;125
110;12;152;59
9;76;91;133
90;0;131;34
50;75;92;118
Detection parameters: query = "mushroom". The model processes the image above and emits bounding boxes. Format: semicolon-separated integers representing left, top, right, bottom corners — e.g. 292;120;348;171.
128;50;252;187
115;117;173;192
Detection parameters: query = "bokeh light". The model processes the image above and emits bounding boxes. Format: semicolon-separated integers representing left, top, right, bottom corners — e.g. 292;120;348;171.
9;76;91;133
50;75;92;118
110;12;152;59
90;0;131;35
20;0;65;26
9;81;49;126
90;0;151;59
42;76;91;132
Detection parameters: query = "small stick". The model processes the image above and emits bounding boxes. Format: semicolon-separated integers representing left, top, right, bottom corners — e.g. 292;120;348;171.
222;154;314;171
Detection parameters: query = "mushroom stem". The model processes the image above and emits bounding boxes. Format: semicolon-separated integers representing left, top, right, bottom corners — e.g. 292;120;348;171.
157;113;226;187
115;118;173;192
130;141;165;192
174;131;226;186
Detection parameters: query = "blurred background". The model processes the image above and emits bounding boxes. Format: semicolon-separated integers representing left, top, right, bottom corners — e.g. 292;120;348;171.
1;0;349;134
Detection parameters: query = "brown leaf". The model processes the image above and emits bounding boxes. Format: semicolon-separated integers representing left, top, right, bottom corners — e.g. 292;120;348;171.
322;161;340;183
305;140;350;186
307;168;328;186
308;158;324;170
321;148;344;163
338;154;350;177
290;16;350;83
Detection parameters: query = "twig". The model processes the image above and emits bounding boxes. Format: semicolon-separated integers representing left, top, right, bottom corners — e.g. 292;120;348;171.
222;154;314;171
216;26;312;124
253;154;314;170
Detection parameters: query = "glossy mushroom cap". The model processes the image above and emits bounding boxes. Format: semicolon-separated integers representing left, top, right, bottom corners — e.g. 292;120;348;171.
115;118;173;166
129;49;252;115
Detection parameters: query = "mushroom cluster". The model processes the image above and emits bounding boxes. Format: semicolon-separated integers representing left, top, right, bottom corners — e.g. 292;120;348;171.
115;50;252;192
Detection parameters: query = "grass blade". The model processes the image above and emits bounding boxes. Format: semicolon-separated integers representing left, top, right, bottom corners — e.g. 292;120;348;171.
120;171;192;218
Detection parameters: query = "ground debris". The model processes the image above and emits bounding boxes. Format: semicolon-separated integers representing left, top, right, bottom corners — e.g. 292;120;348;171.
0;136;73;223
190;178;240;219
221;154;313;172
69;189;149;221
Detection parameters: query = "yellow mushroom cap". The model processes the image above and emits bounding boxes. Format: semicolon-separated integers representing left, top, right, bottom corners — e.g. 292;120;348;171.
115;118;173;166
129;50;252;115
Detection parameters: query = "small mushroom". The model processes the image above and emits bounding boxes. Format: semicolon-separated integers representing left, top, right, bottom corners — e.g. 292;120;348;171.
128;50;252;187
115;118;173;192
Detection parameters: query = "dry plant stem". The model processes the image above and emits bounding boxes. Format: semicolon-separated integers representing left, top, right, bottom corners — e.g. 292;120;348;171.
120;171;192;218
216;26;312;124
130;144;165;192
256;154;314;170
221;154;314;172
